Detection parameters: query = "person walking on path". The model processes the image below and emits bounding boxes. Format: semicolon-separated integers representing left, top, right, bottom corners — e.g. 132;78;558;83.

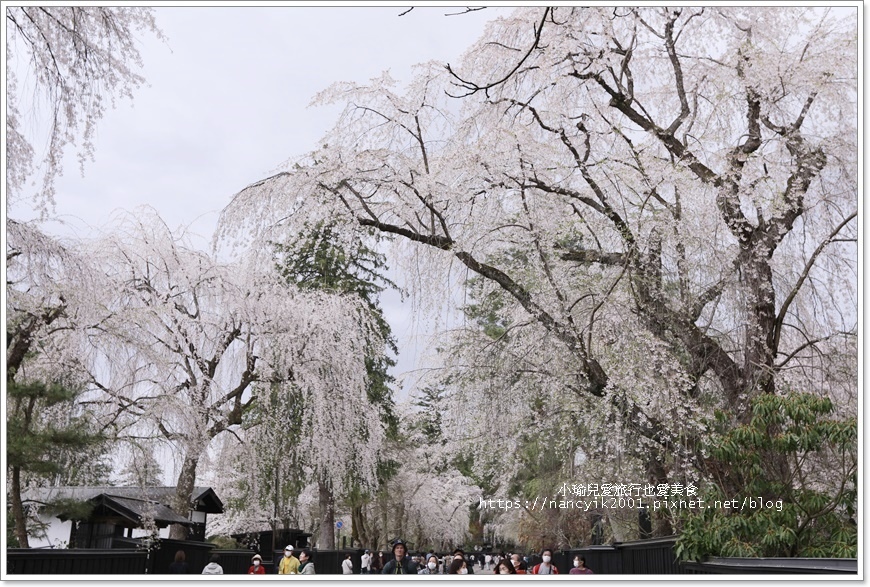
452;548;475;574
202;554;223;575
448;559;469;574
382;540;417;574
511;553;528;574
298;549;316;575
169;550;189;574
531;548;559;574
361;549;372;574
247;554;266;574
371;551;386;573
570;555;594;574
418;555;440;575
342;554;354;574
277;545;300;574
495;559;517;575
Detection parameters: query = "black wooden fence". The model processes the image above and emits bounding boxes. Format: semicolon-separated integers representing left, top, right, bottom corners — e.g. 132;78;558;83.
682;557;859;574
307;549;362;575
559;536;683;574
7;548;148;575
559;536;856;575
117;537;215;574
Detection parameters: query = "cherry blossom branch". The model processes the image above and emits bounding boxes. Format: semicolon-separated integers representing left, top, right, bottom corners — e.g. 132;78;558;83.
772;211;857;352
445;7;550;98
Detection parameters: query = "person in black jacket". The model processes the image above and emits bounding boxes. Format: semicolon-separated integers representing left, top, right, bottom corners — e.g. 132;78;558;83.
381;540;417;575
168;550;189;574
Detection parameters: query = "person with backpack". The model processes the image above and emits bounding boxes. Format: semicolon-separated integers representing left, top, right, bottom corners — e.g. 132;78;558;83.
530;548;559;574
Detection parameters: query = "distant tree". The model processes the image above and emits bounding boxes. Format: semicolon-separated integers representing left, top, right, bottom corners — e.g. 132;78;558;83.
78;209;379;540
118;444;164;488
410;386;446;447
215;380;307;552
371;402;481;551
272;221;398;549
215;222;400;549
274;221;400;436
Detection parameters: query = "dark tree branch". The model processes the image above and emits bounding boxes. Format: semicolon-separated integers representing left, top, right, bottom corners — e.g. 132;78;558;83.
772;211;857;352
445;7;486;17
446;7;550;98
558;248;625;266
663;11;691;136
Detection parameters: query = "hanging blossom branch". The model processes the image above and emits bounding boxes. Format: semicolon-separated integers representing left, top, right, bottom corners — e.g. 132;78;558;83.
445;7;551;98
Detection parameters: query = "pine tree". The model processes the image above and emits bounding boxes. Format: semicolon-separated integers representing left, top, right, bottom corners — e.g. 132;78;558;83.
7;379;107;547
274;221;399;435
118;445;164;487
273;221;399;548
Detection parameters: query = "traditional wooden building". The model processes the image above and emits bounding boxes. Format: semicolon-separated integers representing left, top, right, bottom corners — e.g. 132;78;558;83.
21;486;223;548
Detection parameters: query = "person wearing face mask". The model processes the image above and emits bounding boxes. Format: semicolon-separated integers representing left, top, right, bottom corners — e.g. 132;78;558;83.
531;548;559;574
570;555;594;574
511;553;528;574
447;558;468;574
451;548;475;574
418;555;441;574
495;560;517;575
277;545;300;574
248;554;266;574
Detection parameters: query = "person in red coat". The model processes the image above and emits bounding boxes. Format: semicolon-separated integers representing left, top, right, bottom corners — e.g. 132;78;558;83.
248;554;266;574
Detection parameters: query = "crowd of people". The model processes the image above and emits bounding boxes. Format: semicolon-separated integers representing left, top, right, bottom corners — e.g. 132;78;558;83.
168;545;316;575
169;541;595;575
358;541;595;575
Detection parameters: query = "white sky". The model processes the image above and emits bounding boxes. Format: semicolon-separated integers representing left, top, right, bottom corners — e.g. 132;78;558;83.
7;4;517;396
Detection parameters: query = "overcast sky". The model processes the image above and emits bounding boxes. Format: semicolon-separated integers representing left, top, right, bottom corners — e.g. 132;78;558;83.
8;5;517;395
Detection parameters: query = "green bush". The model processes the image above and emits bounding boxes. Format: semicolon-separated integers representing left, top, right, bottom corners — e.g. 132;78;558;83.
675;392;856;561
208;535;241;549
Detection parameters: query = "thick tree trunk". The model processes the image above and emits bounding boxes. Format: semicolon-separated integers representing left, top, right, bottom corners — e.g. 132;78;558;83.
742;250;777;401
318;479;335;549
379;488;389;550
11;465;30;548
646;458;673;537
351;503;367;547
169;454;200;540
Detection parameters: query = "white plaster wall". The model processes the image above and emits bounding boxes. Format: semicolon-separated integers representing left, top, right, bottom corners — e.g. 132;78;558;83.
131;526;170;540
28;517;170;548
28;516;72;549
